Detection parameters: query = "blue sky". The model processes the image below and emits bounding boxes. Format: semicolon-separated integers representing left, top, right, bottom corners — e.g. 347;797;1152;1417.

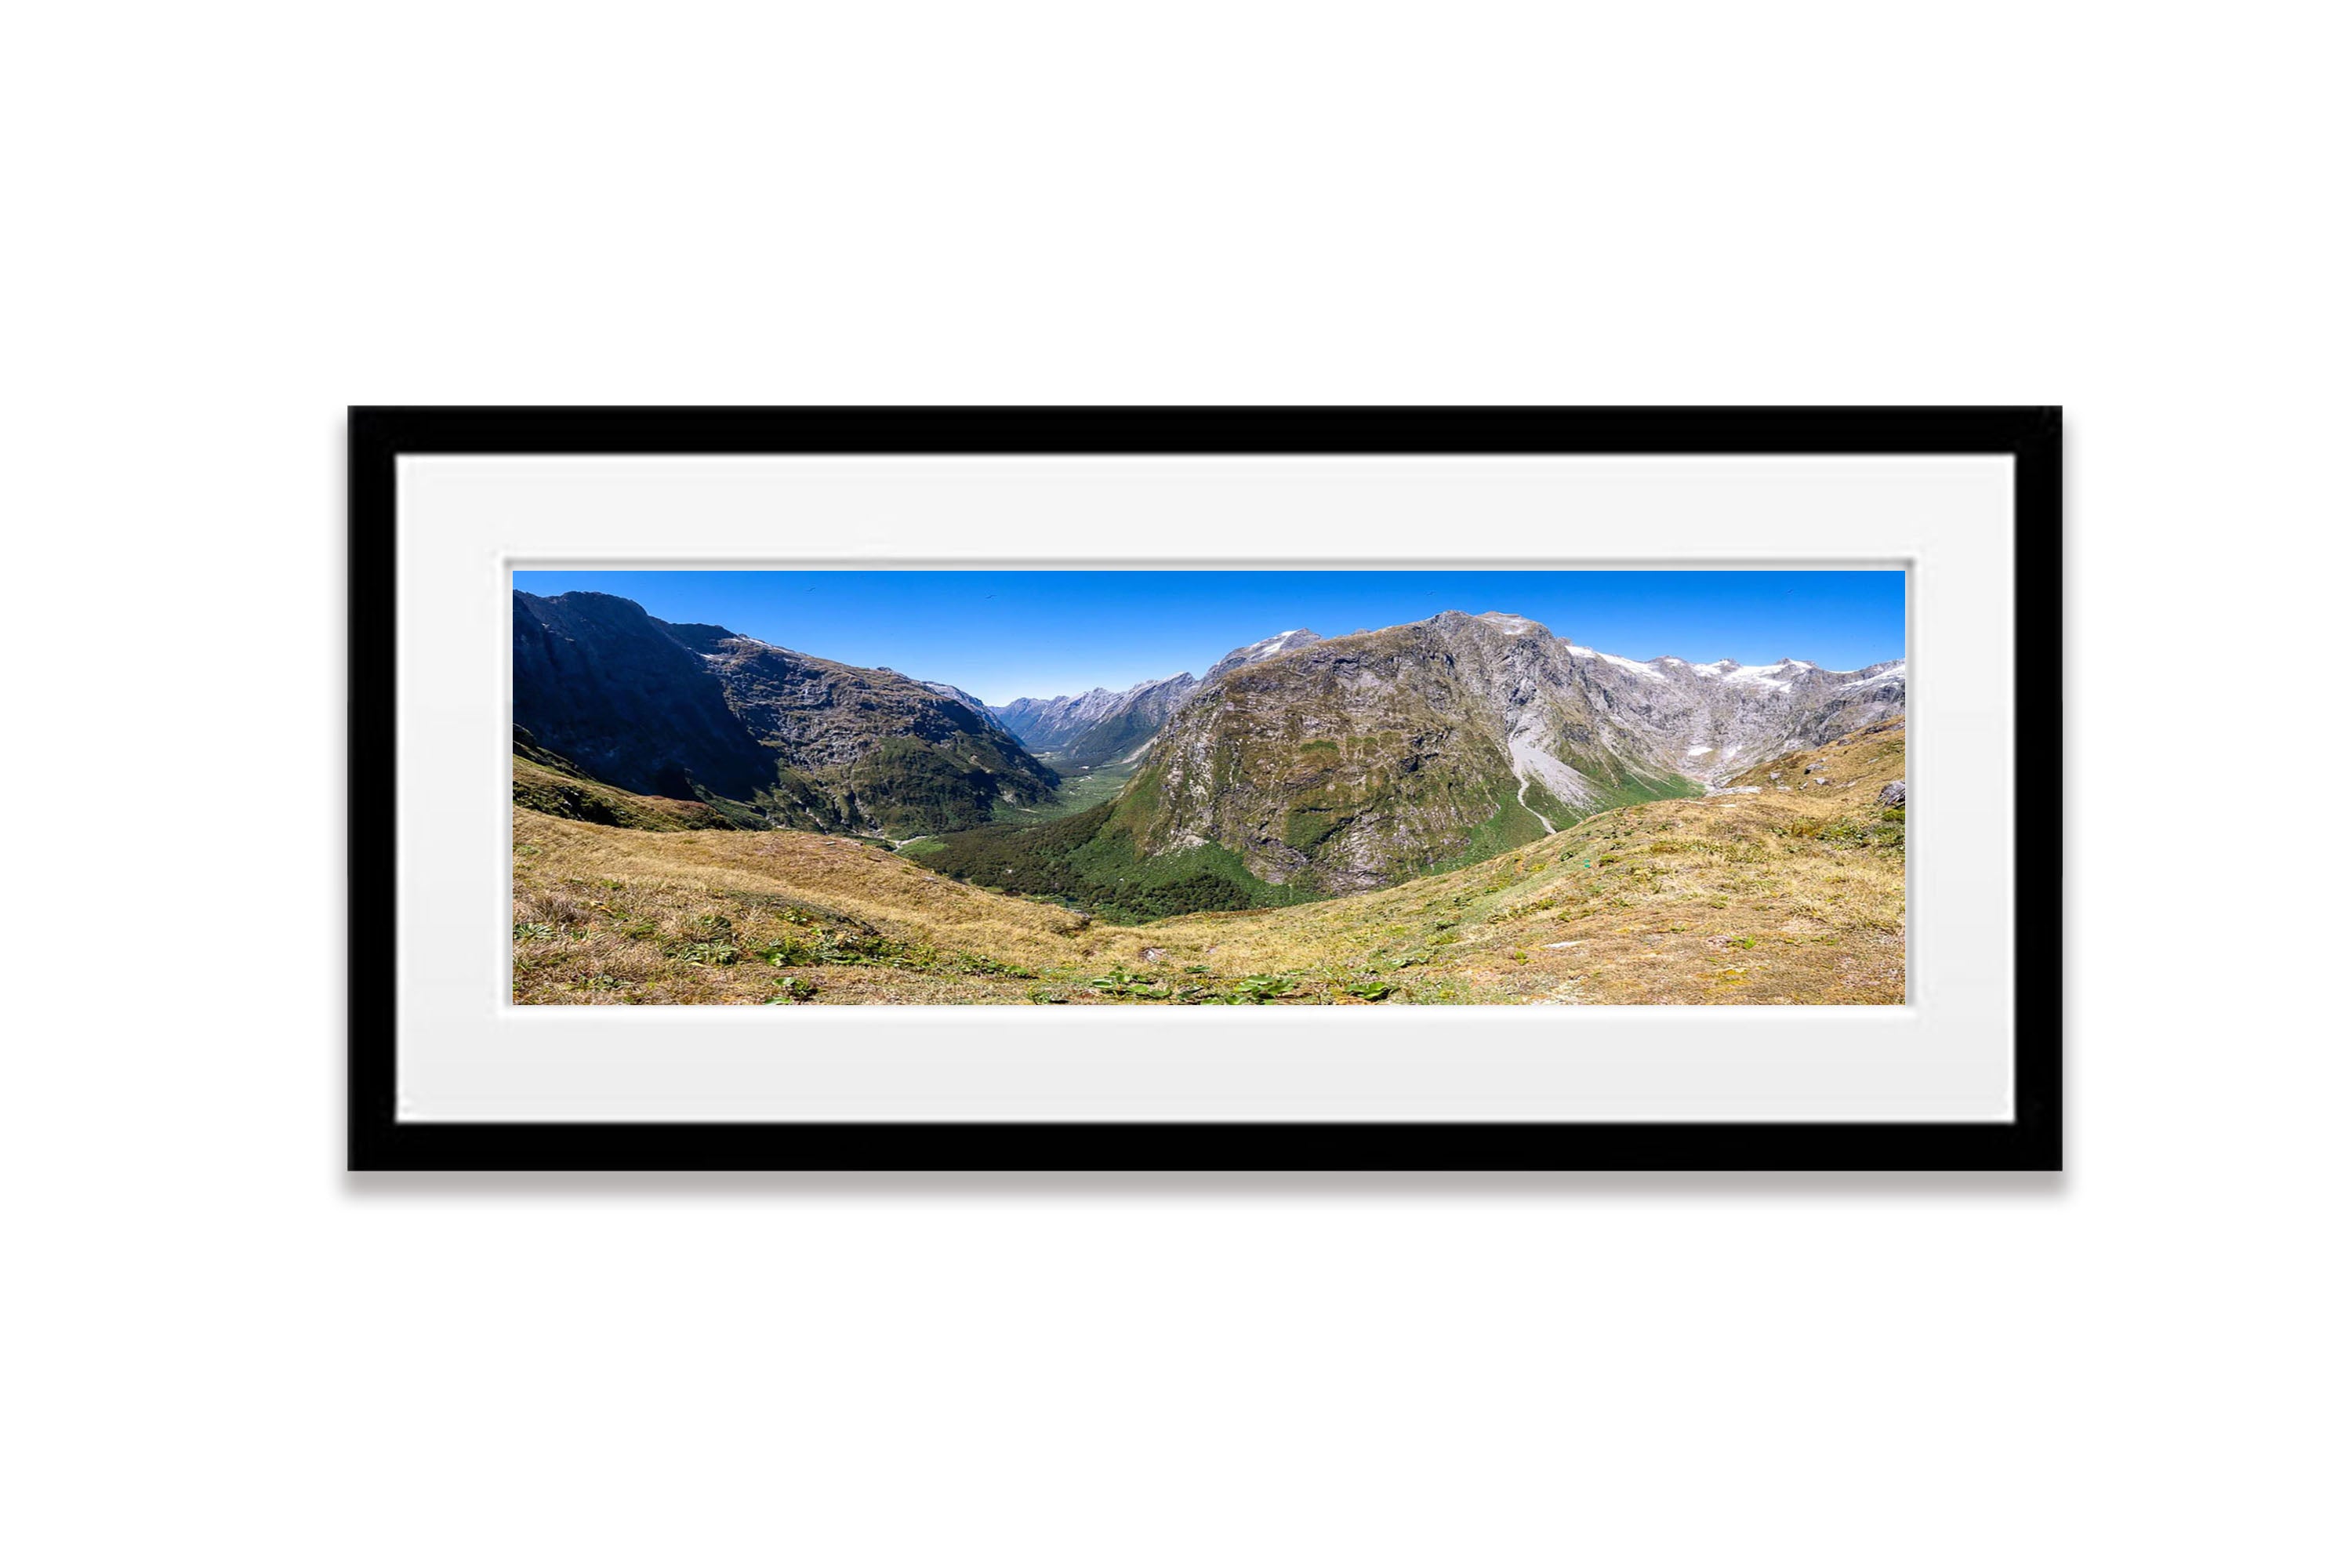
513;569;1906;706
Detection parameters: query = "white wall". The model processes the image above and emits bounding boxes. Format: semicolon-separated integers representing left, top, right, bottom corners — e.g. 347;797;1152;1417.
6;5;2343;1563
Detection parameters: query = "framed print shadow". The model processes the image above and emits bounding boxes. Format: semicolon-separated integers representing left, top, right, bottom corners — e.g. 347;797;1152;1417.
349;406;2061;1171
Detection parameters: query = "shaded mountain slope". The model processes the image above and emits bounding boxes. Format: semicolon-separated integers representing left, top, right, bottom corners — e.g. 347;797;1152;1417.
513;590;1058;837
512;591;779;800
512;748;756;832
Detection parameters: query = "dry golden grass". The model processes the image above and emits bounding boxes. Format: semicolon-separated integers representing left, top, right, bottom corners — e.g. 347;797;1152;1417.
1142;731;1906;1005
512;807;1117;1004
513;724;1905;1006
1728;717;1907;793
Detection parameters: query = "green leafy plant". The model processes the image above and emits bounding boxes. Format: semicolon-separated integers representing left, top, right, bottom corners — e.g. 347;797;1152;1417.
1088;967;1173;1000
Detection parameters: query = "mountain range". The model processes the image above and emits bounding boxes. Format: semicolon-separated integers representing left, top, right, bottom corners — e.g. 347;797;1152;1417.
513;590;1904;916
987;627;1327;768
993;673;1200;768
1153;611;1905;883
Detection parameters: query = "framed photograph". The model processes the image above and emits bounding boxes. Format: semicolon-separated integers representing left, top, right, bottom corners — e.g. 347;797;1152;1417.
350;407;2060;1171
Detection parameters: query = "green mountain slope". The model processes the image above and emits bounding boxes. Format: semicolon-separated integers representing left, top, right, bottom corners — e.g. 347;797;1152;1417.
918;612;1702;915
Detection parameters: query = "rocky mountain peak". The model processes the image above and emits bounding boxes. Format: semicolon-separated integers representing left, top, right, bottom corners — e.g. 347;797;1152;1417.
1200;627;1323;686
1469;610;1550;637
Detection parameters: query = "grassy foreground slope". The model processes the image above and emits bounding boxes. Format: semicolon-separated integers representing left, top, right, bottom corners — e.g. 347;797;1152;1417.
513;726;1904;1005
1727;716;1907;792
513;807;1094;1004
1143;723;1906;1005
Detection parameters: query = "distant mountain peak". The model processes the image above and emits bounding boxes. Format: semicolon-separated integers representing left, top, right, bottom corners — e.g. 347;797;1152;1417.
995;629;1327;768
991;671;1203;766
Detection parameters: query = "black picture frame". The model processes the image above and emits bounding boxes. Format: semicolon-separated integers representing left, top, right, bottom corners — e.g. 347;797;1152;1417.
350;406;2061;1172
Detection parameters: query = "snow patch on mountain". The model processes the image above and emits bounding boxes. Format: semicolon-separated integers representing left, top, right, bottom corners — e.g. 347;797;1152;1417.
1566;644;1669;679
1199;627;1325;688
1238;629;1315;659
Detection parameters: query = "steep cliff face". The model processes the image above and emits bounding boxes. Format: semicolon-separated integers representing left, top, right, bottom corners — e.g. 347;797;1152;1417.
511;592;780;801
513;591;1057;837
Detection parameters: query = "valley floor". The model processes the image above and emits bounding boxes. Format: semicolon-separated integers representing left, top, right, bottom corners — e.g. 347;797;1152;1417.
979;757;1139;826
512;724;1905;1006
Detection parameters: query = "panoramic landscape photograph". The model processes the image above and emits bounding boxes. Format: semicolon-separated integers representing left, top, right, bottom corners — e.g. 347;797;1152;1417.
510;569;1908;1006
